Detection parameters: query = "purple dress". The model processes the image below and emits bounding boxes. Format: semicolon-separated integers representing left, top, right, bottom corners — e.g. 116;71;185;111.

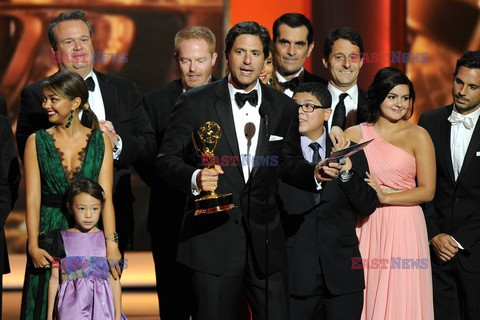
55;230;115;319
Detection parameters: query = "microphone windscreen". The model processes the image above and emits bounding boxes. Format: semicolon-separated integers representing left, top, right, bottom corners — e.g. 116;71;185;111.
244;122;256;141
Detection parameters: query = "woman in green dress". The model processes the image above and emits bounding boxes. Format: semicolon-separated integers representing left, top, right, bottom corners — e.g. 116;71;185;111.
21;70;122;319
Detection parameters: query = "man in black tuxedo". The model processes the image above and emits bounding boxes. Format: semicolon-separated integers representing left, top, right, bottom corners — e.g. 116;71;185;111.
418;51;480;320
272;13;327;97
142;26;218;320
16;10;155;253
322;27;369;130
157;21;345;320
277;82;377;320
0;113;20;314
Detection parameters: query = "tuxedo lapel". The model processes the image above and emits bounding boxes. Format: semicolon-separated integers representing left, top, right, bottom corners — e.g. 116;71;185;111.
170;79;184;104
213;79;242;177
440;105;456;186
95;71;120;123
457;115;480;182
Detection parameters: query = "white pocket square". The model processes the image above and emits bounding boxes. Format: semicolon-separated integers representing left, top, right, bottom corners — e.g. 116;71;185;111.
477;151;480;156
269;135;283;141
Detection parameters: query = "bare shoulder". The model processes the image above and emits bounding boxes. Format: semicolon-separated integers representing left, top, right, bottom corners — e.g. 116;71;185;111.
405;123;433;147
25;132;37;147
344;125;362;143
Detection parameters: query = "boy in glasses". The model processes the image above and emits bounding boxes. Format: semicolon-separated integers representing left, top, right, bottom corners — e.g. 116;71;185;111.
277;82;377;320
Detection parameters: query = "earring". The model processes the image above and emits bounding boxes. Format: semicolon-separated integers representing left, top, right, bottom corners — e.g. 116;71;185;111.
267;77;273;86
65;110;74;128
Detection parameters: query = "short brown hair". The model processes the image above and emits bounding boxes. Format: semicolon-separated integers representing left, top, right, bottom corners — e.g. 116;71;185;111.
174;26;216;54
48;10;92;50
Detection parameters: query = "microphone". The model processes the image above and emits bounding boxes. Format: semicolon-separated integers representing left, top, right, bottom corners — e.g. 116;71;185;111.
244;122;256;147
244;122;256;177
258;104;269;320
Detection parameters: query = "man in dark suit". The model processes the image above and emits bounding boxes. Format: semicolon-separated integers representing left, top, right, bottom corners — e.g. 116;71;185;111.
142;26;218;320
272;13;327;97
16;10;155;253
157;21;345;320
418;51;480;320
322;27;369;130
0;113;20;314
277;82;377;320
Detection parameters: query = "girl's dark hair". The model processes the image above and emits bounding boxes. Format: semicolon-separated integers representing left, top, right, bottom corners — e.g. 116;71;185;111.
66;179;105;210
365;67;415;123
43;70;100;129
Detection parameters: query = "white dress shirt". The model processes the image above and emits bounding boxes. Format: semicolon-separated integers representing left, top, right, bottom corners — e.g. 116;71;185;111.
191;78;263;194
449;105;480;181
83;71;106;121
276;68;304;98
82;71;122;159
327;83;359;131
228;80;262;183
448;105;480;249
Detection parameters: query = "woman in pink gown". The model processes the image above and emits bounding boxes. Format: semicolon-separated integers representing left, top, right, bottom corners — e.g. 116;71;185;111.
345;67;435;320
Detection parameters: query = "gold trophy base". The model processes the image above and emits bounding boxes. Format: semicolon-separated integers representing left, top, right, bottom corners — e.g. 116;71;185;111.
194;192;236;216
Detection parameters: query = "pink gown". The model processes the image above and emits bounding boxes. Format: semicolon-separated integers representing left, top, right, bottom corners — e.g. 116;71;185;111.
357;123;434;320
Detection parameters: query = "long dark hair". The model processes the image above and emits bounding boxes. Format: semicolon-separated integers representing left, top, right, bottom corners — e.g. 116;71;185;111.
43;70;99;129
365;67;415;123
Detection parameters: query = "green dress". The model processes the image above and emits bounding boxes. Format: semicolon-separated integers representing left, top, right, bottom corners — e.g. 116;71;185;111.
20;129;105;320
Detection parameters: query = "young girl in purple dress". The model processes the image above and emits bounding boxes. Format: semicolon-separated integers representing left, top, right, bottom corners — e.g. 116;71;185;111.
47;179;125;320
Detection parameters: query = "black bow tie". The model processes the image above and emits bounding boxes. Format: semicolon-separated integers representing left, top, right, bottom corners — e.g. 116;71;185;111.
85;77;95;92
279;77;299;91
235;90;258;108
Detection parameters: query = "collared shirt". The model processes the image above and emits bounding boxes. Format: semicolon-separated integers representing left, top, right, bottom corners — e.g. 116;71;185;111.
301;132;326;193
450;105;480;181
83;71;106;121
300;133;327;163
191;77;263;194
82;71;122;159
228;76;262;182
327;83;359;131
276;67;304;98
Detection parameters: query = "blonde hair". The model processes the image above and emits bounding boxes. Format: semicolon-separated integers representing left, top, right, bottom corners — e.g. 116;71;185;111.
174;26;216;54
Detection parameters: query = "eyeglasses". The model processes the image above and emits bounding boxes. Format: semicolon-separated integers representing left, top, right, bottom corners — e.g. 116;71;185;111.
297;103;330;113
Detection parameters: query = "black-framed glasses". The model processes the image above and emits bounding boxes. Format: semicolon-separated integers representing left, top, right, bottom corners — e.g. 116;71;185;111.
297;103;330;113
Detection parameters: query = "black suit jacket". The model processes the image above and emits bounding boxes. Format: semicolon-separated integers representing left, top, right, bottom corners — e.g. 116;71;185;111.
0;115;20;274
16;71;155;250
277;138;377;296
303;70;328;86
157;77;316;276
419;104;480;271
142;79;185;232
355;89;369;125
337;86;369;129
0;96;6;116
